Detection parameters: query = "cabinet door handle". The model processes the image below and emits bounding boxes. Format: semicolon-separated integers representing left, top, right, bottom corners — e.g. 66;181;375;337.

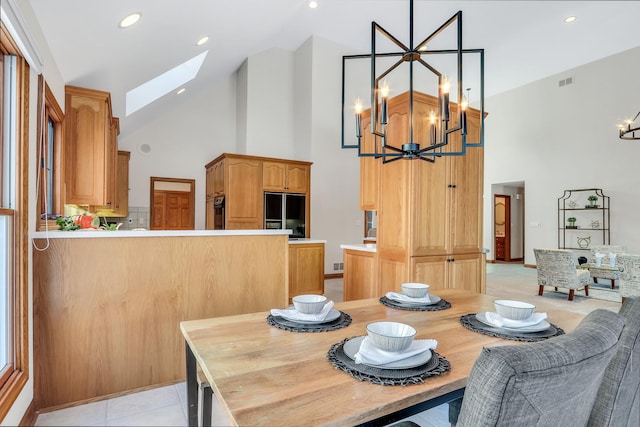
447;184;457;188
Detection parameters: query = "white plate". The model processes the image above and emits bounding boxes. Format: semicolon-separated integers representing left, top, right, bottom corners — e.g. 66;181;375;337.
342;336;432;370
387;295;442;306
278;307;341;324
475;312;550;332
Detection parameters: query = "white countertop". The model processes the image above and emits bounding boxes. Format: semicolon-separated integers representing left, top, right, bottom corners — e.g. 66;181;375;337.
31;229;292;239
340;243;377;253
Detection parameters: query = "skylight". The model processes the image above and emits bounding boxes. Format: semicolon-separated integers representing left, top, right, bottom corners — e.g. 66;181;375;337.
125;51;208;116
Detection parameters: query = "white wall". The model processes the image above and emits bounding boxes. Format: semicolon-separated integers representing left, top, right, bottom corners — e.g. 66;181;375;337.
306;37;362;274
244;48;295;158
483;46;640;264
118;74;238;229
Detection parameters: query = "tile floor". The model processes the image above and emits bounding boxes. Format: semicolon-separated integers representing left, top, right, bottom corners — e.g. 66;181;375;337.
35;262;620;427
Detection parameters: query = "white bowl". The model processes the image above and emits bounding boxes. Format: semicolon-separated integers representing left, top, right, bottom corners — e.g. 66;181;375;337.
366;321;416;353
292;295;327;314
493;300;535;320
401;282;430;298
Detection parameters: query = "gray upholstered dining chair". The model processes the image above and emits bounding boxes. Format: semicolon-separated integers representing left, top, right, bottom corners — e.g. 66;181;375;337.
588;297;640;427
616;254;640;301
456;308;625;427
533;248;591;300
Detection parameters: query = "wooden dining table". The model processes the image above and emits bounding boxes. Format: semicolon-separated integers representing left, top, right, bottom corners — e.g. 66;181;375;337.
180;288;587;427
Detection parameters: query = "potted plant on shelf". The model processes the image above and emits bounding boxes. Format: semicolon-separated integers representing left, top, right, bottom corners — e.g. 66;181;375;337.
587;195;599;208
567;217;577;229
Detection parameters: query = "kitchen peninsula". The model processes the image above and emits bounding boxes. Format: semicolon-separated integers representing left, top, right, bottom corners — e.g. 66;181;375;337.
32;229;291;410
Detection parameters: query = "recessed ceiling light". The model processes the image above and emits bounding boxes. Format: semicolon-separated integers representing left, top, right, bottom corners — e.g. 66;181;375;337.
309;1;318;9
177;88;186;95
119;12;141;28
196;36;209;46
564;16;577;23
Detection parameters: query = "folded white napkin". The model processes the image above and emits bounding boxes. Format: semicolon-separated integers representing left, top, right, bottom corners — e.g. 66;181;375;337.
485;312;547;328
386;292;432;304
595;252;605;267
355;337;437;365
609;253;617;267
270;300;334;321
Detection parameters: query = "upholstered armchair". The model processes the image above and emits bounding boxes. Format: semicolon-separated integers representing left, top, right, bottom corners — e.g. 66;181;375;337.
534;248;591;301
616;254;640;300
588;245;627;288
588;297;640;427
457;309;625;427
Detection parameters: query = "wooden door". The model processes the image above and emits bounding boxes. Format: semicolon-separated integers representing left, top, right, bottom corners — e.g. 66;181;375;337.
448;108;483;254
494;194;511;261
150;177;195;230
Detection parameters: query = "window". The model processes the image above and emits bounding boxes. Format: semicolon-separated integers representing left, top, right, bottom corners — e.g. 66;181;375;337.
36;81;63;227
0;22;29;420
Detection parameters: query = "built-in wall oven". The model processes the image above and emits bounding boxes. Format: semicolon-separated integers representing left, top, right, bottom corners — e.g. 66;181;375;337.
213;196;225;230
264;192;306;238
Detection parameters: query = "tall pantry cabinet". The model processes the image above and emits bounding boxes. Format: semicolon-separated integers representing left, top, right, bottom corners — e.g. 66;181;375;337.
365;91;486;295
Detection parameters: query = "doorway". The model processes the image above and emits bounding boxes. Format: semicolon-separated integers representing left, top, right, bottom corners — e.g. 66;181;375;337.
494;195;511;261
490;182;525;263
150;177;195;230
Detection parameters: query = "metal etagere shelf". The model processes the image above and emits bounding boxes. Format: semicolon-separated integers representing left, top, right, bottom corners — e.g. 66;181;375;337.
558;188;610;250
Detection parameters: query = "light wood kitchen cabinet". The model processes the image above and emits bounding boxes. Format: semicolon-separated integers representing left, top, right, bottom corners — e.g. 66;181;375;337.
361;91;485;294
288;242;325;301
263;161;309;193
411;253;486;293
343;249;376;301
213;159;225;196
65;85;118;207
93;150;130;217
205;154;312;235
205;154;262;230
359;115;379;211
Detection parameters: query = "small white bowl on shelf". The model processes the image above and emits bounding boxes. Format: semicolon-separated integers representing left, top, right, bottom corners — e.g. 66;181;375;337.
292;294;327;314
493;299;535;321
400;282;430;298
366;321;416;353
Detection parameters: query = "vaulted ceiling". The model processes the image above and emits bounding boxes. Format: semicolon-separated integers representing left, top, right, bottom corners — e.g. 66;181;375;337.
29;0;640;139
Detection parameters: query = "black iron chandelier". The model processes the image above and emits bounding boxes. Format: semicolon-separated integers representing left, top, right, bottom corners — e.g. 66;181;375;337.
341;0;484;163
618;112;640;140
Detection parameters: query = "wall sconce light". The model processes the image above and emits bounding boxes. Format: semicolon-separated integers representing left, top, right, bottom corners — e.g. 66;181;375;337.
619;112;640;140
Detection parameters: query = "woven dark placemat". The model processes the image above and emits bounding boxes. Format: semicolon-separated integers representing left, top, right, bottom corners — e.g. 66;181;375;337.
327;337;451;386
379;296;451;311
267;311;352;332
460;313;565;342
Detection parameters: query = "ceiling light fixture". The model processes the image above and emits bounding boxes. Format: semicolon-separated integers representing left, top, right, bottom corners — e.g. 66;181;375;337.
564;16;577;23
119;12;141;28
196;36;209;46
309;1;318;9
619;112;640;140
341;0;484;163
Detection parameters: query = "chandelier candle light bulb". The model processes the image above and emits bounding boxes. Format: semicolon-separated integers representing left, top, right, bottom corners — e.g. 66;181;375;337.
355;99;363;139
460;95;468;135
440;75;451;122
429;109;437;145
380;81;390;125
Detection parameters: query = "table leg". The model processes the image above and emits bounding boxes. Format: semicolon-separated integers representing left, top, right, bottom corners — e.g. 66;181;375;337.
185;341;199;427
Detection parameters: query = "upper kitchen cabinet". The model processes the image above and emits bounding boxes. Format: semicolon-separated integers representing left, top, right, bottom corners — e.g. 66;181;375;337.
64;85;118;207
263;161;310;193
93;150;130;217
